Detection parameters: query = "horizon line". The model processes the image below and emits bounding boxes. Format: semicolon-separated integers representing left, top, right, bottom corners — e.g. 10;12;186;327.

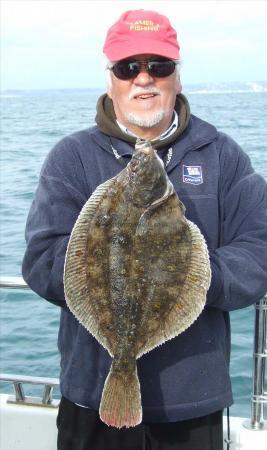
1;80;267;93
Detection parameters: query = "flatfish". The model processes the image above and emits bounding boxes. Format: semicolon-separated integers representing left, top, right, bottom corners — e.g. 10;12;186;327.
64;140;211;428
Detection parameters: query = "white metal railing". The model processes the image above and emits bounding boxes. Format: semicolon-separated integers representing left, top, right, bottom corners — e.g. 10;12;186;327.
0;277;30;289
0;276;29;289
244;293;267;430
0;276;266;427
0;276;59;408
0;373;59;408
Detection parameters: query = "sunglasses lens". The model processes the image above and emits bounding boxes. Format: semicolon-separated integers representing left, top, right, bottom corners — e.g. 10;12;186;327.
111;60;176;80
148;61;176;77
112;61;140;80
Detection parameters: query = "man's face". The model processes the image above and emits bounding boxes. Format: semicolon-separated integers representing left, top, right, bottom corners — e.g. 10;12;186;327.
107;54;181;139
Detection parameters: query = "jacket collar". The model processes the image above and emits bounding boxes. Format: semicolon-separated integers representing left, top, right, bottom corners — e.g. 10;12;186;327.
91;114;217;173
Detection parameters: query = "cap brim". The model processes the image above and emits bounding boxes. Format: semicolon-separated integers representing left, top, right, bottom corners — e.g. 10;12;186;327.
104;40;180;61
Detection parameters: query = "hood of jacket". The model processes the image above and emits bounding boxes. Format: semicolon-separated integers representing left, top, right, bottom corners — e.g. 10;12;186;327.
95;93;191;150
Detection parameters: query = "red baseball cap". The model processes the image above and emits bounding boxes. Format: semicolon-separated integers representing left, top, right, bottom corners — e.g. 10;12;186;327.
103;10;180;61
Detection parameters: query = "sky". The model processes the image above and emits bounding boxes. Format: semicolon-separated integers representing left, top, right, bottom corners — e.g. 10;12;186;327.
1;0;267;90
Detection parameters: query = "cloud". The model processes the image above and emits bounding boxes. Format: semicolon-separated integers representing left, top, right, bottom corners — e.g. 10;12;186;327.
1;0;267;89
3;0;267;35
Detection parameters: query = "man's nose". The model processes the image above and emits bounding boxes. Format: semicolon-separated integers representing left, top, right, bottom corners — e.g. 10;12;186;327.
133;68;154;85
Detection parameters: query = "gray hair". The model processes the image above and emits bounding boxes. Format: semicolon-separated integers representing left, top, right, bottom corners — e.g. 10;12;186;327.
104;56;182;88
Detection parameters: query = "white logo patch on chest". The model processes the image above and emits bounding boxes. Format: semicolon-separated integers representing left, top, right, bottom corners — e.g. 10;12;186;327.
183;165;203;185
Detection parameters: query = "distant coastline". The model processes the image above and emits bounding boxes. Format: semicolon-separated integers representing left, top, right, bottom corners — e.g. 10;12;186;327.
1;81;267;97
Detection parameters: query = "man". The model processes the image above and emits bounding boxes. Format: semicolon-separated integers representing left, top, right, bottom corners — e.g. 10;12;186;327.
22;9;267;450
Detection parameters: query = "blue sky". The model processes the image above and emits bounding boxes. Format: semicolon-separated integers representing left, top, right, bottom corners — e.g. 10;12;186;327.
1;0;267;90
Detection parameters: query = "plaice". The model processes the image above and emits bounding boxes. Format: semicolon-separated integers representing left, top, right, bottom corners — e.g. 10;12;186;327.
64;140;211;428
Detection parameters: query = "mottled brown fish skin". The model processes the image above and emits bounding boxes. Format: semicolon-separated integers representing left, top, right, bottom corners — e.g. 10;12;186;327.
86;142;189;427
64;140;210;429
125;139;170;208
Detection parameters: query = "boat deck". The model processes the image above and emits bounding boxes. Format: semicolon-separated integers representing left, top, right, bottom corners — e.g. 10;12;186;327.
1;392;267;450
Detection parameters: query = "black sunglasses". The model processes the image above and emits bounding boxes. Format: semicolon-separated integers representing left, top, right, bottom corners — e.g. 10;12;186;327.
110;59;177;80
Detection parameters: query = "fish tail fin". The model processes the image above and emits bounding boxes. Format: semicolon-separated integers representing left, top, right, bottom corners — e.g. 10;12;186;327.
99;364;142;428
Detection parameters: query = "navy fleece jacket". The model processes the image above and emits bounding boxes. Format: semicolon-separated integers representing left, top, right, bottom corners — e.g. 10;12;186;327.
22;114;267;421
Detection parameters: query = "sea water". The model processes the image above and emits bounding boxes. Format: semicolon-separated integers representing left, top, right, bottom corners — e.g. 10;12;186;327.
0;84;267;418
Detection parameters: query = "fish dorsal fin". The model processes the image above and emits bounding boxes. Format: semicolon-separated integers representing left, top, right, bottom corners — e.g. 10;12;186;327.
64;176;117;353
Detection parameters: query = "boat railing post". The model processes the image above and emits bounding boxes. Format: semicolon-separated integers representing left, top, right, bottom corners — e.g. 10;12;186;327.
42;385;53;405
244;293;267;430
13;382;25;402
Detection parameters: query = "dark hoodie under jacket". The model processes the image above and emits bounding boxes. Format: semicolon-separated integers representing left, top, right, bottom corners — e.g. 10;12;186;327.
22;94;267;422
